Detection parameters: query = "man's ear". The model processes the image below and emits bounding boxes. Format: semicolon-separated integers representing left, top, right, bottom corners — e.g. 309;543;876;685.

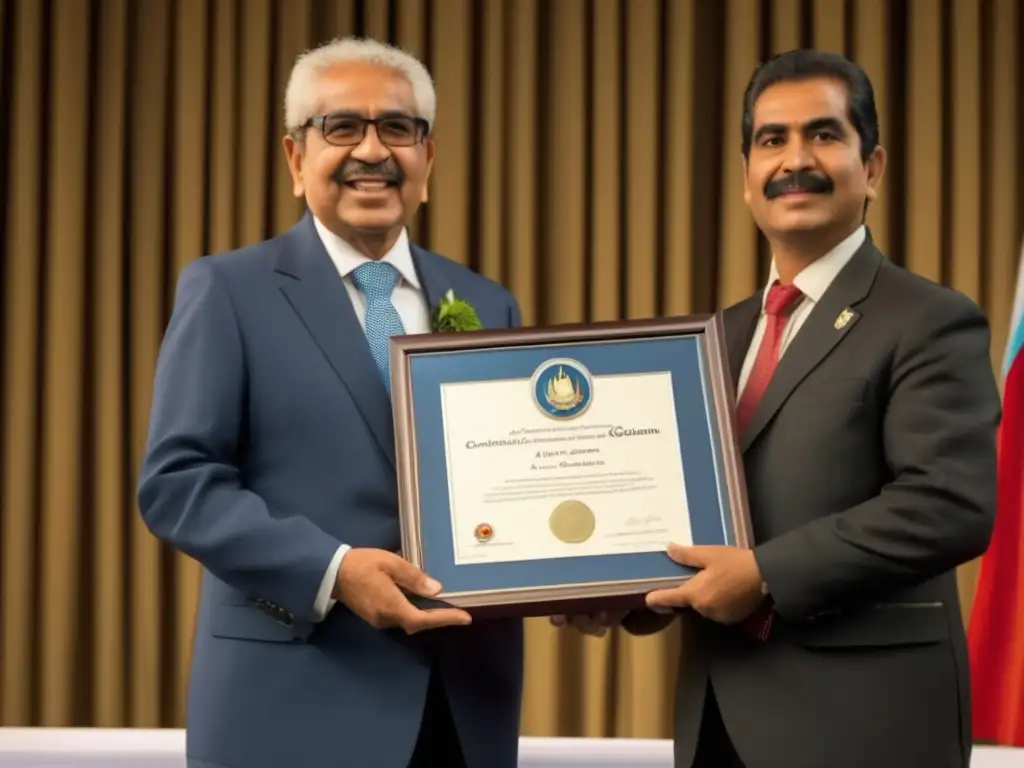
865;144;886;202
742;153;752;206
282;135;306;198
420;138;436;204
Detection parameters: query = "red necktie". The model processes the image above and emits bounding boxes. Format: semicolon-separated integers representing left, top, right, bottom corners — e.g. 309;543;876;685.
735;280;803;641
735;281;805;435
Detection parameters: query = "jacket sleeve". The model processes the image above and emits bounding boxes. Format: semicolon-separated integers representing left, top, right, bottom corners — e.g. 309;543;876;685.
509;294;523;328
752;290;1000;621
137;258;344;623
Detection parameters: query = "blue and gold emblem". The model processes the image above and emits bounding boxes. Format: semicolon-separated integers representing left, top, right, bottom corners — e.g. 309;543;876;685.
530;358;594;420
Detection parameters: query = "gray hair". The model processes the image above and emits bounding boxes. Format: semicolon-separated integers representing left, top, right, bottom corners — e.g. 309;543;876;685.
283;37;437;134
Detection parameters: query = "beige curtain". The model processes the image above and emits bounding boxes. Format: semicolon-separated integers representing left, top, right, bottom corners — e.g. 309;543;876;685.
2;0;1022;738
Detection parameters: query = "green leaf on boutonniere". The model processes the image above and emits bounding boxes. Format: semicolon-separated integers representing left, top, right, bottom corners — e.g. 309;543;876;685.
432;288;483;332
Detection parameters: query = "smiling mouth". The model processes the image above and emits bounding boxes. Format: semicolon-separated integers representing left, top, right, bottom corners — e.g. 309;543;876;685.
344;178;398;191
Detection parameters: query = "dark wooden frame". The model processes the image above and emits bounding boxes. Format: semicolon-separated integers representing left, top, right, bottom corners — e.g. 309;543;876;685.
389;314;752;616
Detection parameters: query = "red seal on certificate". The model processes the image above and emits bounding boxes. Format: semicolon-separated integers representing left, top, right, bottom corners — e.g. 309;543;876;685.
474;523;494;542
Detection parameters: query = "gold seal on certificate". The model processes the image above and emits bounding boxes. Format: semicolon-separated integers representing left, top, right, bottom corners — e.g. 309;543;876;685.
548;500;596;543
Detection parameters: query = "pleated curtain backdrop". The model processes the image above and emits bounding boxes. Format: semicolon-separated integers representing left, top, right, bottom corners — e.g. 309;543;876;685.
2;0;1023;738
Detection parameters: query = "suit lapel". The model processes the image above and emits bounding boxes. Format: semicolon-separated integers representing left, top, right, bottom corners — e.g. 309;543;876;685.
724;297;761;390
740;242;882;453
274;214;397;468
410;245;449;318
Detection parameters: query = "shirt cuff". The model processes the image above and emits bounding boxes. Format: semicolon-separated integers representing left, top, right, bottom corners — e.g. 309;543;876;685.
313;544;351;621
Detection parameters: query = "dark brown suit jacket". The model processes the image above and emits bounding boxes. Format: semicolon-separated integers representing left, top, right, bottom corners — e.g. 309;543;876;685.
627;239;1000;768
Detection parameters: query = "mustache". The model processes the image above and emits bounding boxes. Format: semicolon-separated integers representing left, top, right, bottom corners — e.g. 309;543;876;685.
764;171;834;199
333;160;404;185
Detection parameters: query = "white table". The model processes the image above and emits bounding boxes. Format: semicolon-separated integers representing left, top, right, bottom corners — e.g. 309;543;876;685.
0;729;1020;766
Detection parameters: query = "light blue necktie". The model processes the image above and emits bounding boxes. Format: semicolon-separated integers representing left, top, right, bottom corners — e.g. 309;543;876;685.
351;261;406;394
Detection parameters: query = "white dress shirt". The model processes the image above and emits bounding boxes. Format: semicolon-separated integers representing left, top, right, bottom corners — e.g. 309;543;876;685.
737;225;866;398
310;216;432;620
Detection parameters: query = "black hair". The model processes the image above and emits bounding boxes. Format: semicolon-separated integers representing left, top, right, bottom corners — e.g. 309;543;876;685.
740;49;879;162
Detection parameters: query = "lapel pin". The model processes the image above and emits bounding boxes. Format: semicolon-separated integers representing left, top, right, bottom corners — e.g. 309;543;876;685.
834;308;854;330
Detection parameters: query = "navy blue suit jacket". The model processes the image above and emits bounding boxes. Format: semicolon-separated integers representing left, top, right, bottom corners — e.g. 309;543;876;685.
138;213;525;768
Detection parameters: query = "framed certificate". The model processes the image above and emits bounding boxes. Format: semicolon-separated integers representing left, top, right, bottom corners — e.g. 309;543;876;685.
389;315;752;618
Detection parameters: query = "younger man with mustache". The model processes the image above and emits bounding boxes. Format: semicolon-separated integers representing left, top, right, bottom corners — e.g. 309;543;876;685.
561;50;1000;768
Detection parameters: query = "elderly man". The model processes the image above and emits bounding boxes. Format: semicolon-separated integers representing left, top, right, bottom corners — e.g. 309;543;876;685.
138;37;524;768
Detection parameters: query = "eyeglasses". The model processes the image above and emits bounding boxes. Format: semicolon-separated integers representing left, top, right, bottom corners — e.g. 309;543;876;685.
302;112;430;147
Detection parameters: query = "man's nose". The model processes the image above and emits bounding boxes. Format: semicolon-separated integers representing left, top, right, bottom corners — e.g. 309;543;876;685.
780;138;815;173
349;125;391;164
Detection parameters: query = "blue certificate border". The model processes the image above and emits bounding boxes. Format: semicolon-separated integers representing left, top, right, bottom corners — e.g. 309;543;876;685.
405;334;737;594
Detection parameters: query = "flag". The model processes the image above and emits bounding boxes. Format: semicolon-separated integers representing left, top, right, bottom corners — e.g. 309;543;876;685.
968;238;1024;747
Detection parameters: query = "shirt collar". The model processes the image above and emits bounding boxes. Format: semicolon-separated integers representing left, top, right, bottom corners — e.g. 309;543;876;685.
312;215;421;290
764;225;865;307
